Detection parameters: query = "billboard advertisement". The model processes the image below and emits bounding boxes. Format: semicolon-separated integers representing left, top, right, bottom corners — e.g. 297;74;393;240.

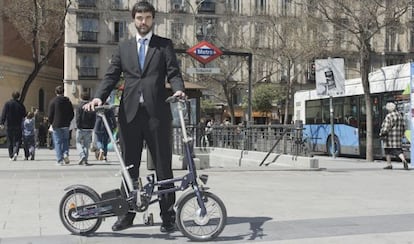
315;58;345;96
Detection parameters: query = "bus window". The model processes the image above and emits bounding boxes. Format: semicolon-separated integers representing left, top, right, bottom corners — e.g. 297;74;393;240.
344;97;358;126
305;100;321;124
322;100;330;123
333;97;344;123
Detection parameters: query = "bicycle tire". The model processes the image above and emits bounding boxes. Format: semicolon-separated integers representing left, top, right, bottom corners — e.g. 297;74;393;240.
176;191;226;241
59;187;103;235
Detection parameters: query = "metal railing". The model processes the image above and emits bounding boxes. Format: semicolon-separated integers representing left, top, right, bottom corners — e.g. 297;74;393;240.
172;121;311;157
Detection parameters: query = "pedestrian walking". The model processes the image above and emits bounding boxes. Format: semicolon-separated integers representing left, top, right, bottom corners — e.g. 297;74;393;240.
48;85;74;165
0;91;26;161
94;101;116;162
84;1;185;233
75;92;96;166
22;111;36;160
380;101;409;170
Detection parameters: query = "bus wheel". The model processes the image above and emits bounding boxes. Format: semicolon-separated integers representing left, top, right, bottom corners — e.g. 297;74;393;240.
326;136;340;157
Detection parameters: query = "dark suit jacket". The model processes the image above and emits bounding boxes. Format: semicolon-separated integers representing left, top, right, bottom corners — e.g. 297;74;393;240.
95;34;185;123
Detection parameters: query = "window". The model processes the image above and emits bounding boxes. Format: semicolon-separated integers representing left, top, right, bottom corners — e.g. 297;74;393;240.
195;17;217;41
281;0;291;16
255;0;267;15
78;0;96;8
114;21;127;42
170;0;185;12
307;0;316;14
254;23;265;47
77;13;99;42
78;54;98;78
76;47;100;79
334;18;348;49
225;0;240;13
112;0;127;10
385;24;398;52
170;21;183;42
198;0;216;13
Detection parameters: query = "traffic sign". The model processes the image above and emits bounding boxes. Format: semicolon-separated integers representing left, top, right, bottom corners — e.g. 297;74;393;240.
186;41;223;64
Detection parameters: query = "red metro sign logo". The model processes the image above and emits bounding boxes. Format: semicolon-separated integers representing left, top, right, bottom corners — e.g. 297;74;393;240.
186;41;223;64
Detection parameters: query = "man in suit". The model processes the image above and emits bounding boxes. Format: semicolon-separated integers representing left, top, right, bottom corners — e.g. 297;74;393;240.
84;1;185;233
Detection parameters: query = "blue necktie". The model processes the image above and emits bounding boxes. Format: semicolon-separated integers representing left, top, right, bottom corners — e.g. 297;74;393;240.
138;38;147;70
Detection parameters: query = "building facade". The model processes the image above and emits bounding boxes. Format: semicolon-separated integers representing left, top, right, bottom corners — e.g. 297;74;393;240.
64;0;414;123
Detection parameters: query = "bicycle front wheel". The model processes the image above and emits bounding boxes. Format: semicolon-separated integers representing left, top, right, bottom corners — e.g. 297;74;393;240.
176;191;227;241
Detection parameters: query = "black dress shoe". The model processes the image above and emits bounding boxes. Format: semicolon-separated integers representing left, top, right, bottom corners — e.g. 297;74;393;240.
160;222;176;233
383;165;393;170
112;214;135;231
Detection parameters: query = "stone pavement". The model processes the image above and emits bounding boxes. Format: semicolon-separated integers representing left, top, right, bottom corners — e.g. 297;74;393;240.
0;148;413;243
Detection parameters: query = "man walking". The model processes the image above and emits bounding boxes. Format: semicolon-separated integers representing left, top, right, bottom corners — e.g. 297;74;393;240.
48;85;74;165
0;91;26;160
75;91;96;165
84;1;185;233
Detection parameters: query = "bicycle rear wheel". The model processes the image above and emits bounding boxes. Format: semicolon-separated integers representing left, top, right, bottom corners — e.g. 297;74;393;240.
176;191;226;241
59;187;102;235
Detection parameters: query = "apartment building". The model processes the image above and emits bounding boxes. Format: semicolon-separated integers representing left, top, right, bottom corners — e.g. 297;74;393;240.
64;0;414;123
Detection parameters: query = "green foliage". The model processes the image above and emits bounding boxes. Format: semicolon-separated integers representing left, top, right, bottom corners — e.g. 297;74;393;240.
252;83;286;113
200;98;217;112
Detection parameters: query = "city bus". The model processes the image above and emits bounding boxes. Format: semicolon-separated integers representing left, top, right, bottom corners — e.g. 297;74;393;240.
293;63;411;158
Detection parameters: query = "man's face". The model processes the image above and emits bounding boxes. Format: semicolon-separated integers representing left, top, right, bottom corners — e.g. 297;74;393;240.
134;12;153;36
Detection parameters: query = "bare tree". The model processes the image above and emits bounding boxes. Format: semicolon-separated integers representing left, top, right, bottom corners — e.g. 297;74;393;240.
313;0;409;161
2;0;72;103
252;7;328;124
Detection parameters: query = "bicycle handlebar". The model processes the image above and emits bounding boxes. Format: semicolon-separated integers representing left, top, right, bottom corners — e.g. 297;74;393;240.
94;104;118;113
165;95;186;104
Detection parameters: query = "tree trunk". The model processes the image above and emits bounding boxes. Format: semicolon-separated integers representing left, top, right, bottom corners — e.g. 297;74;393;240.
360;41;373;161
20;65;42;104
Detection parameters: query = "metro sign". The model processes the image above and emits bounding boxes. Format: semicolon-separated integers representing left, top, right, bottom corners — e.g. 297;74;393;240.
186;41;223;64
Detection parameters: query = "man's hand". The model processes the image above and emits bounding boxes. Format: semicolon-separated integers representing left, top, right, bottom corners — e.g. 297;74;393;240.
173;90;186;98
0;125;4;130
83;98;103;111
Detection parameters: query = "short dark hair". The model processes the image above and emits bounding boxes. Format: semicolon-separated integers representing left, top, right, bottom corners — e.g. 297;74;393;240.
11;91;20;100
131;1;155;19
55;85;64;95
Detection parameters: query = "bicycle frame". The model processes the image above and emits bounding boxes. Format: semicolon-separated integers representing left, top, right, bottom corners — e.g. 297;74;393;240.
95;97;207;217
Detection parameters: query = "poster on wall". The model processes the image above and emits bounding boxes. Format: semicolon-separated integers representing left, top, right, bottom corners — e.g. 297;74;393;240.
315;58;345;96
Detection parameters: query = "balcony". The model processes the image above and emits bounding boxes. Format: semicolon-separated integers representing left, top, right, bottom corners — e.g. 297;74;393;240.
78;0;96;8
78;67;98;79
78;31;98;42
197;1;215;13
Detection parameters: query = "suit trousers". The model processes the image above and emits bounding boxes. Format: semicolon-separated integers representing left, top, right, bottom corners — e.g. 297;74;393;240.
118;106;175;222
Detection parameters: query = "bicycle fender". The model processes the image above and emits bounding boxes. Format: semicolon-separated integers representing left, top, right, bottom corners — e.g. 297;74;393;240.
175;188;210;207
64;184;98;194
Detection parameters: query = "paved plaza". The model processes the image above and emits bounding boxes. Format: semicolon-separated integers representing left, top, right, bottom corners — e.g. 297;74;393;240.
0;148;413;243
